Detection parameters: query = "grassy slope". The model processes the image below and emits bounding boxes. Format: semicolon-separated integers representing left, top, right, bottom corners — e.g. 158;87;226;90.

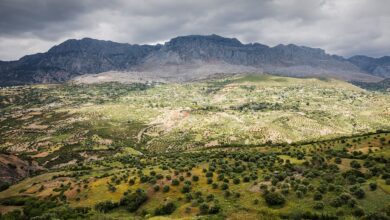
0;74;389;219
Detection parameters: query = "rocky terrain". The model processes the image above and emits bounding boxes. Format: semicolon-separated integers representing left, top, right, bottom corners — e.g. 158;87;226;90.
349;55;390;78
0;35;388;86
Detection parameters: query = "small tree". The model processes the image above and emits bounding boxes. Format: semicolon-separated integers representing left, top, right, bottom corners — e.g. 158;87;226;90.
163;185;170;193
154;202;176;215
313;202;324;210
264;192;285;206
369;182;377;191
192;175;199;182
199;203;209;215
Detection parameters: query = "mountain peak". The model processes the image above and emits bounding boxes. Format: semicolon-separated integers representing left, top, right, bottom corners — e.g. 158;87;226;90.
167;34;242;47
0;34;387;86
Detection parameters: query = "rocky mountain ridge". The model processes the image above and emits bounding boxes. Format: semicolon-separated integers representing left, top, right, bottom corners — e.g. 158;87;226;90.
0;34;388;85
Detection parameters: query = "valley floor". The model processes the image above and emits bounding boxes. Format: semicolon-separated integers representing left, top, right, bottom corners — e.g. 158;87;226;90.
0;74;389;219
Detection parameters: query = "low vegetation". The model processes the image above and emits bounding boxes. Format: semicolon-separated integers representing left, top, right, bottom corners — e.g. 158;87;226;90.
0;74;389;219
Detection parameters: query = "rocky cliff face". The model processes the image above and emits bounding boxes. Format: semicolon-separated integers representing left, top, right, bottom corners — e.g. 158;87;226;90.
349;55;390;78
0;38;158;85
0;34;387;85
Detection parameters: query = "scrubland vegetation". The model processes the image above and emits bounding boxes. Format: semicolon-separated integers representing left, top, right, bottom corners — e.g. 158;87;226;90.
0;74;389;219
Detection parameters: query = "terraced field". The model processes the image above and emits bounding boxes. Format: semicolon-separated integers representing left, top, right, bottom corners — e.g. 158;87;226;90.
0;74;389;219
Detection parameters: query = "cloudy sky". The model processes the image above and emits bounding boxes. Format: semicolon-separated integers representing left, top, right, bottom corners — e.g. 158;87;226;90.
0;0;389;60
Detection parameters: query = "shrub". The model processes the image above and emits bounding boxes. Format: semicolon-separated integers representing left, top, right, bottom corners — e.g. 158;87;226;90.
313;202;324;210
129;179;135;185
220;183;229;190
350;161;361;169
199;203;209;215
352;207;365;217
350;186;365;199
119;189;148;212
296;190;303;198
192;175;199;182
208;205;221;214
264;192;285;206
330;197;343;207
163;185;170;193
206;194;214;202
0;182;10;192
94;201;118;213
181;184;191;193
154;202;176;215
172;179;180;186
348;198;357;208
369;182;377;191
313;192;322;201
1;210;22;219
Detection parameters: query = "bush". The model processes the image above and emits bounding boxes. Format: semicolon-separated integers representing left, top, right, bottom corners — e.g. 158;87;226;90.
192;175;199;182
330;197;343;207
350;161;361;169
353;207;365;217
119;189;148;212
95;200;118;213
369;182;377;191
206;194;214;202
181;184;191;193
205;172;213;177
163;185;170;193
199;203;209;215
313;192;322;201
220;183;229;190
296;190;303;198
154;202;176;215
208;205;221;214
172;179;180;186
233;178;240;184
1;209;22;219
313;202;324;210
264;192;285;206
350;186;365;199
0;182;10;192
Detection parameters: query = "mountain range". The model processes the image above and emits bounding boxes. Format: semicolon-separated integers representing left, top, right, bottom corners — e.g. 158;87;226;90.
0;34;389;86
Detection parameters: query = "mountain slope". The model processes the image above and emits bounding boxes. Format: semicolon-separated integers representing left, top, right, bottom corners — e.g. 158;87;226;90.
349;55;390;78
0;38;158;85
0;35;386;86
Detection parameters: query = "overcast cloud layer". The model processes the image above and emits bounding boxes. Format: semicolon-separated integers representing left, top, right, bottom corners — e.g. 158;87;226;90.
0;0;389;61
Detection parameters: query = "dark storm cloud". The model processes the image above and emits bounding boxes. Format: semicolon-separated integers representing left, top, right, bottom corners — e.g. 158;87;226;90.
0;0;389;60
